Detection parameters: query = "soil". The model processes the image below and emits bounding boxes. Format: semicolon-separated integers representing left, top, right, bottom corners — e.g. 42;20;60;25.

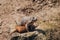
0;0;60;40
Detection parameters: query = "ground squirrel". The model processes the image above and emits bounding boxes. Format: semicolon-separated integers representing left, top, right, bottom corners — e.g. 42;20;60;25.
10;16;37;35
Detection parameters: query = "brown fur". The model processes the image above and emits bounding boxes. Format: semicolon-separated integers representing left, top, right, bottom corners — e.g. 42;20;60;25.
10;25;28;35
15;25;27;32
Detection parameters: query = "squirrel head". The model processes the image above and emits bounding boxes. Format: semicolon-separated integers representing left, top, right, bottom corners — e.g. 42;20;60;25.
31;16;37;22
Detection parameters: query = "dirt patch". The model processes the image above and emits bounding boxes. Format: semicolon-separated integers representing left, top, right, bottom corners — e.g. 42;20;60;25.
0;0;60;40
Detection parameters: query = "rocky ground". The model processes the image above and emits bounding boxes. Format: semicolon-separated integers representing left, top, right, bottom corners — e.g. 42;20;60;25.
0;0;60;40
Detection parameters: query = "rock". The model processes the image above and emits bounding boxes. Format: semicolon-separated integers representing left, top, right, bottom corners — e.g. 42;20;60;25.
10;31;38;40
34;33;46;40
11;31;38;37
0;24;2;34
0;29;2;34
0;19;3;26
10;31;46;40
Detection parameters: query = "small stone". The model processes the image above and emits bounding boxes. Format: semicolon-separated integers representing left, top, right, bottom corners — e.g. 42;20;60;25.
0;29;2;34
0;4;1;6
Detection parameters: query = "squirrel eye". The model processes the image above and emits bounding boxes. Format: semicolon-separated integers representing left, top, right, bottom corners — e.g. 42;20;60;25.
32;17;34;20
